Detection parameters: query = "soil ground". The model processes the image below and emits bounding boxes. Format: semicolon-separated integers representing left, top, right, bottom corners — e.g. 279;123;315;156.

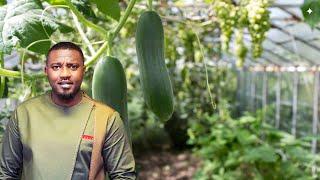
135;150;201;180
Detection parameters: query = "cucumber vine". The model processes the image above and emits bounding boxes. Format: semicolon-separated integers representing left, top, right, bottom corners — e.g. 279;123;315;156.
0;52;5;98
0;0;137;80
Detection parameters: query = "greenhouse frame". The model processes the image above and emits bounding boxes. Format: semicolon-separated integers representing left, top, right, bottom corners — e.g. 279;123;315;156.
233;0;320;155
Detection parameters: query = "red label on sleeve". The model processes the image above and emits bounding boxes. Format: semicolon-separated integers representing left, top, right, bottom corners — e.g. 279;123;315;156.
82;135;94;140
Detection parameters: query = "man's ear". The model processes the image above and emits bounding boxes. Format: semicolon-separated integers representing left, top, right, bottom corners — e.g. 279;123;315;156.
44;66;48;75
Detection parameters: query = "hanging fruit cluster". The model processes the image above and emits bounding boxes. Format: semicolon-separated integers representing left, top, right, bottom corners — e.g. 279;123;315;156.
235;29;247;67
213;0;237;52
212;0;270;67
246;0;270;58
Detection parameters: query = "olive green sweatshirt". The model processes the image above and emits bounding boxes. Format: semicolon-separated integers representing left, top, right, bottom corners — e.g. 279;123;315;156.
0;91;136;180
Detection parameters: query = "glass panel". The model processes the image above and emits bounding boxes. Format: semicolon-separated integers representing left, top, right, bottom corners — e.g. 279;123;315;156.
279;72;294;133
265;72;277;126
297;72;313;137
269;7;292;19
286;7;304;19
285;23;320;41
266;29;291;43
282;41;320;64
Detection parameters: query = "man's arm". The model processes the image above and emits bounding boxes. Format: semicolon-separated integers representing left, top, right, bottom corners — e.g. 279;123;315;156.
0;110;23;179
103;112;136;180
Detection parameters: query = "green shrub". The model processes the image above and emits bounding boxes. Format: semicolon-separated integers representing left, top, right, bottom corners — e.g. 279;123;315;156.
188;107;320;179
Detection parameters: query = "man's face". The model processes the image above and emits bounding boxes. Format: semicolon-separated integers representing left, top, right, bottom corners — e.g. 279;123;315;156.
45;49;85;100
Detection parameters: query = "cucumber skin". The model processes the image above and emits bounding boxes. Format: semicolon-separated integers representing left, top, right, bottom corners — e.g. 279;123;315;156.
136;11;174;121
92;56;129;130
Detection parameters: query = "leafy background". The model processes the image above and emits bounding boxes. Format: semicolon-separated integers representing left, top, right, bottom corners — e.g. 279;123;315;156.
0;0;320;179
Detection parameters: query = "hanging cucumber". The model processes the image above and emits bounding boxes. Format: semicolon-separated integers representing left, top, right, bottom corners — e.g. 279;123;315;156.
92;56;129;133
81;80;92;97
135;11;174;121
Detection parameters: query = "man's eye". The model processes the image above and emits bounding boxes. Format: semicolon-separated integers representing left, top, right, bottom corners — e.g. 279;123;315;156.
70;65;78;70
52;66;60;70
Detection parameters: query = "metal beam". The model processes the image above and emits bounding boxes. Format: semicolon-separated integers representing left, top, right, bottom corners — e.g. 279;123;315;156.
312;70;319;154
263;49;292;65
276;71;281;129
262;71;268;122
243;36;298;66
250;71;256;112
292;71;299;137
266;38;315;66
261;54;284;66
271;4;302;8
271;23;320;65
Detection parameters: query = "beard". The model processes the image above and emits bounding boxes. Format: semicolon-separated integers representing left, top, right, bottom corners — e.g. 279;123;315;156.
52;85;81;100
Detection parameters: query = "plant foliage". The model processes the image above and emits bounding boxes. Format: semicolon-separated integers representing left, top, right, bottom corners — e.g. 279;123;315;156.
188;107;320;179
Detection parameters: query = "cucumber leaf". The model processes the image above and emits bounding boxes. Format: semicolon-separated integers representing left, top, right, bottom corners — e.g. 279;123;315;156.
0;0;6;6
0;0;73;54
45;0;100;23
301;0;320;28
90;0;120;21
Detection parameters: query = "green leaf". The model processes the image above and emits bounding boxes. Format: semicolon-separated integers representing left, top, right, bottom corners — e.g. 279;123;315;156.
71;0;100;22
286;146;312;163
244;145;278;163
56;22;74;33
236;129;258;145
238;115;256;125
90;0;120;21
45;0;66;4
45;0;100;23
0;0;73;54
224;150;241;167
0;0;6;6
301;0;320;28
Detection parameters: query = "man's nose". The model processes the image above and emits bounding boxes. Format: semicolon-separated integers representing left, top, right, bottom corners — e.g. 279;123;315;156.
60;67;71;78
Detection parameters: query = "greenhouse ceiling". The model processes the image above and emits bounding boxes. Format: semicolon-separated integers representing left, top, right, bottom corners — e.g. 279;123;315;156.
3;0;318;72
236;0;320;70
170;0;319;71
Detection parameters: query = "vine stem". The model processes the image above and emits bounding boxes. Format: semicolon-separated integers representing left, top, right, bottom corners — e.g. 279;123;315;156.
107;40;112;56
20;39;52;84
160;15;216;110
110;0;137;42
65;0;108;38
84;41;108;67
71;12;96;56
0;52;5;98
0;0;137;79
43;4;96;56
85;0;137;67
194;29;216;110
148;0;153;11
0;67;44;80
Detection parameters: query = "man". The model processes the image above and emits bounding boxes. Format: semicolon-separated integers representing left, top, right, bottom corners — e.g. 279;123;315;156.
0;42;136;179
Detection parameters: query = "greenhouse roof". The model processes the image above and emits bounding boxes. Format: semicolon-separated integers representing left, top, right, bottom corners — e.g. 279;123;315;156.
240;0;320;69
3;0;318;71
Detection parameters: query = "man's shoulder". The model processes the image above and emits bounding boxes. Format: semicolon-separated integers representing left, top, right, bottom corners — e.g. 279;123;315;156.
16;93;48;109
83;93;116;115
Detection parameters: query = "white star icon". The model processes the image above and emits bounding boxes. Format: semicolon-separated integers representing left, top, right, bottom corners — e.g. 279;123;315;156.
307;8;313;14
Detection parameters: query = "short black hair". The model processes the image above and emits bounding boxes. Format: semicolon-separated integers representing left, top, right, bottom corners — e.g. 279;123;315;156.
46;42;84;65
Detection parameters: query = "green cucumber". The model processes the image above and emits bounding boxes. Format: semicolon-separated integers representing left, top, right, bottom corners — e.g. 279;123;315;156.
81;81;92;97
135;11;174;121
92;56;129;133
